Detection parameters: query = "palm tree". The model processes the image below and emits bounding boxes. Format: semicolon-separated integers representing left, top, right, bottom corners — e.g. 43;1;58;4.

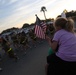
40;6;47;20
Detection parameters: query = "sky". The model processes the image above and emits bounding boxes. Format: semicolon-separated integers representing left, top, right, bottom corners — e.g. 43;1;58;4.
0;0;76;33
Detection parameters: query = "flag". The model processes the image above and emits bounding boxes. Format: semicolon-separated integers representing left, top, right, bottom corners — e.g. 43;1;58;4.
34;15;47;39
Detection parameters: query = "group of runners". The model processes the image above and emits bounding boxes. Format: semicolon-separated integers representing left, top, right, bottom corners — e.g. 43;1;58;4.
0;28;39;71
0;24;54;71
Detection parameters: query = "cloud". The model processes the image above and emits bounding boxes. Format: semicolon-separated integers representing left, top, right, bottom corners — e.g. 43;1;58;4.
0;0;76;33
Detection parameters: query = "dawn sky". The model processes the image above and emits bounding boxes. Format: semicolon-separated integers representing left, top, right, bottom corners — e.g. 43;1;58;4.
0;0;76;33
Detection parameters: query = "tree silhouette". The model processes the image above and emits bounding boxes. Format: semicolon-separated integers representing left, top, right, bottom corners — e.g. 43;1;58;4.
22;23;29;28
66;10;76;17
57;10;76;18
40;6;47;20
1;27;18;34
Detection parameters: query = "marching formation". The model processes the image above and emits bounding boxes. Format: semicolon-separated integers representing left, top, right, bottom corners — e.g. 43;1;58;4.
0;22;54;72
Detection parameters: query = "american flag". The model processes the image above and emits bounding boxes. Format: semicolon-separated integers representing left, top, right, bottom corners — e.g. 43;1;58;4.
34;15;47;39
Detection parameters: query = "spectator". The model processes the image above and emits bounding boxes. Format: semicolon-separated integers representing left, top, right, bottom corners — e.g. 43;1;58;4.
46;17;76;75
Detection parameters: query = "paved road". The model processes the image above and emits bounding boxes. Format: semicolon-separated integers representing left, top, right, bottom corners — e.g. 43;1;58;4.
0;40;49;75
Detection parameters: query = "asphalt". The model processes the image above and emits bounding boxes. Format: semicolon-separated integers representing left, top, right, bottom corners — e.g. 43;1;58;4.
0;40;49;75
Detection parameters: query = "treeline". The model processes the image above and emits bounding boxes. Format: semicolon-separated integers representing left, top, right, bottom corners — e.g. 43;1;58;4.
58;10;76;18
1;10;76;34
1;19;53;34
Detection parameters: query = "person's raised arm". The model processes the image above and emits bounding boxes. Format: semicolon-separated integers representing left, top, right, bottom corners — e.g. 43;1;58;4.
46;35;58;52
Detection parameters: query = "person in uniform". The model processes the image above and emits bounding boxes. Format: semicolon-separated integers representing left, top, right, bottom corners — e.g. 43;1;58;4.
1;37;19;62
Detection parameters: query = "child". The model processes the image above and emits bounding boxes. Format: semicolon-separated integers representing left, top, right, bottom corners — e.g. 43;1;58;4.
46;17;76;75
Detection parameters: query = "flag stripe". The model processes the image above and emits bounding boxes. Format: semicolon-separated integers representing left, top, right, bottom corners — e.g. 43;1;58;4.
35;25;45;39
41;22;47;33
35;25;44;39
